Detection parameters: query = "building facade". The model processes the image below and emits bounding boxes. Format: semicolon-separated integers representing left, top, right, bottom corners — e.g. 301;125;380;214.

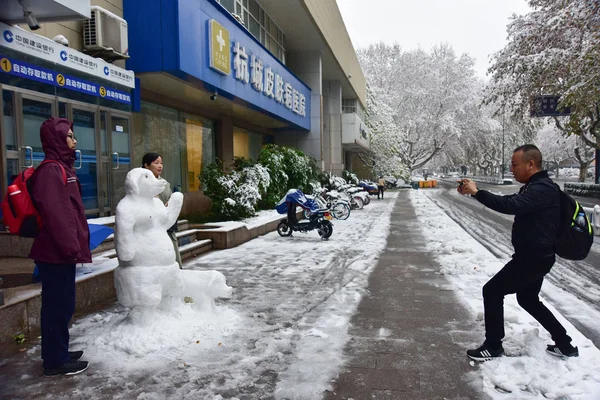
0;0;369;217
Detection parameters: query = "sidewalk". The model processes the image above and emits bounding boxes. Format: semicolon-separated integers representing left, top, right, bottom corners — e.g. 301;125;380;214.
324;192;484;400
0;192;486;399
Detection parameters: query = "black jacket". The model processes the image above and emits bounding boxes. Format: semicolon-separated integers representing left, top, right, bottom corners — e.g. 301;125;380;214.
473;171;560;256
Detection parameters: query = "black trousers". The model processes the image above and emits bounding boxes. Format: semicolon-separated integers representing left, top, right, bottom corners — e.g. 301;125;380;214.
38;263;76;368
483;253;571;348
377;186;384;199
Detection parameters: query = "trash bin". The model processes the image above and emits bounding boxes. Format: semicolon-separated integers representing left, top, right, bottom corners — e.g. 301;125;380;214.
418;181;424;188
411;181;419;189
423;181;431;188
432;180;437;188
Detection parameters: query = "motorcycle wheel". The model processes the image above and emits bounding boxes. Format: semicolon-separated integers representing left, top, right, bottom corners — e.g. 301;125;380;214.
353;197;364;210
331;202;350;220
363;195;371;205
317;221;333;239
277;220;293;237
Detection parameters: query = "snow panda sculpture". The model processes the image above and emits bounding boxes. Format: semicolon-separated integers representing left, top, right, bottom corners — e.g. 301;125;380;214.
114;167;184;310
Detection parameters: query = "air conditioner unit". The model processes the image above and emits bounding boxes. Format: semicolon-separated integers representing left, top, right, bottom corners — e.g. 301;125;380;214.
83;6;129;61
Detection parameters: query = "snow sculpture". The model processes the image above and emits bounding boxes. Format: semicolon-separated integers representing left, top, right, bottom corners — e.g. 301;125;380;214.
114;168;185;311
114;168;233;319
181;270;233;313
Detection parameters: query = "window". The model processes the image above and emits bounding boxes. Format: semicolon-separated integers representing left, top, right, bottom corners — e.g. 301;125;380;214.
134;102;216;193
183;115;215;191
233;127;263;160
216;0;286;64
342;99;357;114
220;0;234;13
2;90;16;151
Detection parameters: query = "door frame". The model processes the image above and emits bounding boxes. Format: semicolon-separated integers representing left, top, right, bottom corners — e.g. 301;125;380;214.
1;84;133;216
64;100;101;216
103;111;132;215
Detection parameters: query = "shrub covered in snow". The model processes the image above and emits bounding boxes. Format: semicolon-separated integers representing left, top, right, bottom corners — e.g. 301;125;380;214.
201;160;270;219
342;170;359;185
258;144;321;207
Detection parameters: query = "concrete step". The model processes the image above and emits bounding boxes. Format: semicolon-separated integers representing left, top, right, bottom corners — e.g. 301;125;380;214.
180;239;213;260
92;233;212;262
92;220;189;254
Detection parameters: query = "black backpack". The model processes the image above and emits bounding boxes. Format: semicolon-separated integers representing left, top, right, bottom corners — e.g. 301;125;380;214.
555;187;594;260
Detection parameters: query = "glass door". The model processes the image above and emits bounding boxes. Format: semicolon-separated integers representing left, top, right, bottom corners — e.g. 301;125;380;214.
20;94;55;169
71;106;99;213
3;90;19;192
97;112;131;215
108;114;131;210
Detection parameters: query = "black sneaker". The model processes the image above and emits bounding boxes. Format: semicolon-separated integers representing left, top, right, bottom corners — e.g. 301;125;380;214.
467;343;504;361
43;361;89;377
69;351;84;362
546;344;579;358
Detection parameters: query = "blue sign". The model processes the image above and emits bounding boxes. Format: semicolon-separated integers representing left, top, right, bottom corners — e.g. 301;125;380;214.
0;55;132;105
125;0;311;130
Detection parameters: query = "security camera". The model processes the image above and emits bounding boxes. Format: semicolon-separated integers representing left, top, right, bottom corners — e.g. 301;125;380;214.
210;92;218;101
24;12;40;30
19;1;40;30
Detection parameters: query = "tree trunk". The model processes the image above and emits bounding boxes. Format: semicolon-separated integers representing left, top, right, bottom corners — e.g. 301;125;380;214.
578;161;591;182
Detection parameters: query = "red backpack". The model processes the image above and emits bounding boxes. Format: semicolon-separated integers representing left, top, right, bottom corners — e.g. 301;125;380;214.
1;160;66;237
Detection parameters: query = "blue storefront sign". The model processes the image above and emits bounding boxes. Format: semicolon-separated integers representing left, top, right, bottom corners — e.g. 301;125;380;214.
125;0;311;130
0;55;132;105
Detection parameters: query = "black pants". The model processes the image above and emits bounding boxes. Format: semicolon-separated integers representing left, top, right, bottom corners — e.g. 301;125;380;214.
377;186;384;199
38;263;76;368
483;254;571;349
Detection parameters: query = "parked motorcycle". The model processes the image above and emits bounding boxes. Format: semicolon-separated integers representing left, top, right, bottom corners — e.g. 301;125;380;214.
277;209;333;239
275;189;334;239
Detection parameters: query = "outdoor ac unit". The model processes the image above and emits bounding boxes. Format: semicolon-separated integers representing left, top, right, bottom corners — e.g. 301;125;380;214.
83;6;129;61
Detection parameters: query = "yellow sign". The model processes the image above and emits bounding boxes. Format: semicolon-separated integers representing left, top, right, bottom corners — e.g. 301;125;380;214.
56;74;65;86
99;86;106;97
0;58;12;73
209;19;230;75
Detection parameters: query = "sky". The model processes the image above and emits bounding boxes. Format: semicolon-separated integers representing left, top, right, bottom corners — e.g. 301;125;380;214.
2;188;600;399
337;0;532;79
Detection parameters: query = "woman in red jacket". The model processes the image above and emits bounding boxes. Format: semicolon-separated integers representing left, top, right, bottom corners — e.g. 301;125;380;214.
28;117;91;376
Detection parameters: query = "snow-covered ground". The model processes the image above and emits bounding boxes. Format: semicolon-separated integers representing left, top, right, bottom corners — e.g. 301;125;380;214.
411;190;600;399
13;192;397;399
6;189;600;399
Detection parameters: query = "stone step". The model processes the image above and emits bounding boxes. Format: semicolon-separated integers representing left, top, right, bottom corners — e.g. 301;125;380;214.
180;239;213;260
92;233;211;261
91;219;190;254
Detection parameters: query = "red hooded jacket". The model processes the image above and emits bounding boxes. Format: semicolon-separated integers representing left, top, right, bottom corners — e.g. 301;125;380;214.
28;118;92;264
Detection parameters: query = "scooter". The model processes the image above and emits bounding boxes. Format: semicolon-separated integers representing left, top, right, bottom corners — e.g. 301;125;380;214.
277;204;334;239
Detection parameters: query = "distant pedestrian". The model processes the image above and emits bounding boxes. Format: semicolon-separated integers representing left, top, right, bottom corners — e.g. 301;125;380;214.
142;152;183;269
377;176;385;199
28;118;90;376
459;144;578;361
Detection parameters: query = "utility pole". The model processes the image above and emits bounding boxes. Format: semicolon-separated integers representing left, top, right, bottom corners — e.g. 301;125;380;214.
501;112;505;180
596;148;600;184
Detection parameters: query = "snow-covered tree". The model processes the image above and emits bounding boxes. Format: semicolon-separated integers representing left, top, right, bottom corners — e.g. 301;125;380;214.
535;124;575;177
486;0;600;166
358;42;480;174
360;84;409;180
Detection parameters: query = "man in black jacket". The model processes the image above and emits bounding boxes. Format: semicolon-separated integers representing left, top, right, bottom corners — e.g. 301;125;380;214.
459;144;578;361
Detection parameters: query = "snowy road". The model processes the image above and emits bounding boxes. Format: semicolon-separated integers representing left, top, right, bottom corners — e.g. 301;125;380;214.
423;180;600;348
